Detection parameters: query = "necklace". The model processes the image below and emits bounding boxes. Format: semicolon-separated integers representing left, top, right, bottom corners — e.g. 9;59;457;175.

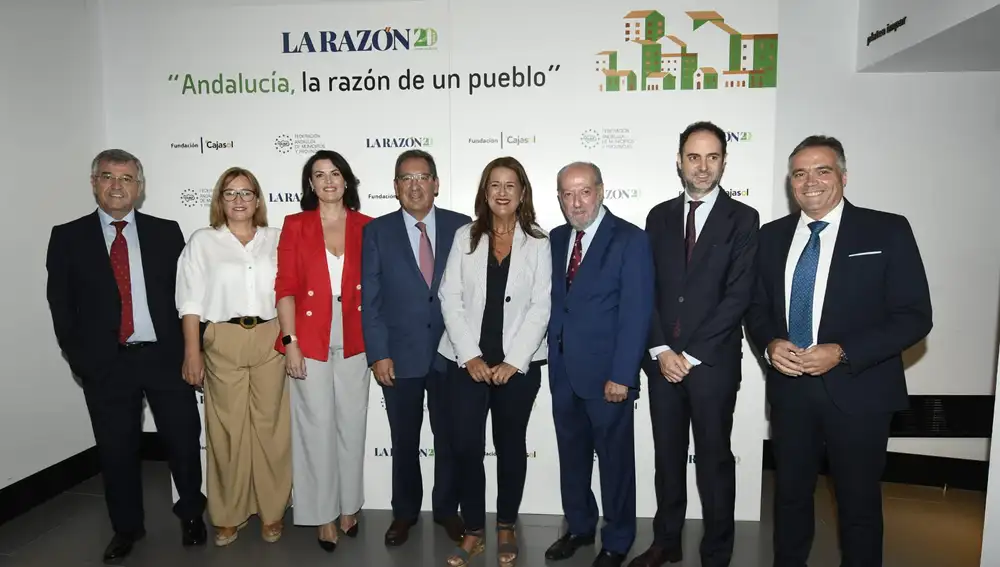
492;223;515;236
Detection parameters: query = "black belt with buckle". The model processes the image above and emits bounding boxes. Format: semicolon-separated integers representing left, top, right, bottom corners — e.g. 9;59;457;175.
119;341;155;351
227;316;271;329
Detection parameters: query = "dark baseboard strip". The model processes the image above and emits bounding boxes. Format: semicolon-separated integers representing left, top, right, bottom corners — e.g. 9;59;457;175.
762;440;989;491
0;447;100;527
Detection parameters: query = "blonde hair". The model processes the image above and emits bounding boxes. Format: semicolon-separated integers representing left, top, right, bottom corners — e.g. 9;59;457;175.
209;167;268;228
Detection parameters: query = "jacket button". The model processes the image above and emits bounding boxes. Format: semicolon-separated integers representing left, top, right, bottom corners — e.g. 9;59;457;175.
678;296;685;303
428;296;433;302
306;310;313;316
307;290;314;297
357;305;362;311
505;296;511;303
356;284;362;290
336;296;342;302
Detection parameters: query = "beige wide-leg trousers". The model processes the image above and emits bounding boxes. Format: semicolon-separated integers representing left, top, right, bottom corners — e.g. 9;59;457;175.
290;299;371;526
203;319;292;527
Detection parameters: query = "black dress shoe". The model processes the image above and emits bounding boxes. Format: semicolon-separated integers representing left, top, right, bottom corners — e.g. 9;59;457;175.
545;532;596;560
103;530;145;563
593;549;628;567
434;515;465;542
384;518;418;546
627;543;683;566
181;516;207;546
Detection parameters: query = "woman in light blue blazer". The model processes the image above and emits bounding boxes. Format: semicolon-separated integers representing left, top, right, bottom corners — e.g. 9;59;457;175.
437;156;551;567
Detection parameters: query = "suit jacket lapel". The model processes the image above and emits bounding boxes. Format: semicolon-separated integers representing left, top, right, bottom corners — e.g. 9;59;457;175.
552;224;569;299
817;201;855;342
394;209;426;286
431;211;450;290
87;210;117;293
504;225;527;294
567;210;615;300
688;191;733;271
775;217;797;337
663;198;686;282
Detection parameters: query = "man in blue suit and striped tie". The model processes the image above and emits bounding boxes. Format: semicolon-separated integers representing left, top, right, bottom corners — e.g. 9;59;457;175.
545;161;654;567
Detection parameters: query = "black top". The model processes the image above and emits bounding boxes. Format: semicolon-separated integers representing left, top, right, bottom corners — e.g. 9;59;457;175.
479;248;510;367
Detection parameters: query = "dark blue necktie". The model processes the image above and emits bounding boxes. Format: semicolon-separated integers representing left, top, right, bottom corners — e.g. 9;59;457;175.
788;221;829;348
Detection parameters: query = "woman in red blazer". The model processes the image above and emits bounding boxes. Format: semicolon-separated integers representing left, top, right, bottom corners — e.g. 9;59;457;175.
273;150;372;553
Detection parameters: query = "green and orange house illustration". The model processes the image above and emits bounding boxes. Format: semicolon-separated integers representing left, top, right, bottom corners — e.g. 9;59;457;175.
596;9;778;92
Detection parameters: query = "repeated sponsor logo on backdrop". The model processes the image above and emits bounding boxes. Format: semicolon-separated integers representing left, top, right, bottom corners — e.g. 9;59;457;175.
282;27;439;54
170;137;235;154
274;133;327;155
180;188;213;207
580;128;634;150
366;135;433;149
467;132;538;149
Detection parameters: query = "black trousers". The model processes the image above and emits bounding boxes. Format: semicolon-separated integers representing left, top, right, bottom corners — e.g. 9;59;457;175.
644;355;739;567
769;375;892;567
381;364;458;522
81;344;206;536
446;360;541;531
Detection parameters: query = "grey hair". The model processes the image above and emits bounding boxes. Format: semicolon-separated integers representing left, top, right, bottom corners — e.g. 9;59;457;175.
787;135;847;174
556;161;604;190
91;149;145;184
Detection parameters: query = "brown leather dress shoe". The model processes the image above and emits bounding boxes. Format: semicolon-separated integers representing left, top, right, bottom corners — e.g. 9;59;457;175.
384;518;417;546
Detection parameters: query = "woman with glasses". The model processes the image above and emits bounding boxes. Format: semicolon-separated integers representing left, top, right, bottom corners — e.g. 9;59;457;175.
176;167;291;546
437;157;551;567
274;150;373;553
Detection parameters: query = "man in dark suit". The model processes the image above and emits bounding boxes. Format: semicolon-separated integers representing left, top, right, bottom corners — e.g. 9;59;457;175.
631;122;759;567
544;161;654;567
45;149;207;563
361;149;471;546
745;136;932;567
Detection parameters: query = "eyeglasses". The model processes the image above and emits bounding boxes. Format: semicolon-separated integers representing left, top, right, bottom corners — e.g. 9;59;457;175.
222;189;257;202
396;173;433;184
96;173;138;186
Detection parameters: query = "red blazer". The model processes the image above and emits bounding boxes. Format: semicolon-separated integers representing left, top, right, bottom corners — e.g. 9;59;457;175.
273;208;372;361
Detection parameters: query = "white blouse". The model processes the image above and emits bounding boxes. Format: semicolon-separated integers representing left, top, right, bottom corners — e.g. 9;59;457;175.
176;226;281;322
326;248;344;296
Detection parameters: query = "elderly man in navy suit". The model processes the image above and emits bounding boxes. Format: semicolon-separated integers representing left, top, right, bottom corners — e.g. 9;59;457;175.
361;149;471;547
544;161;654;567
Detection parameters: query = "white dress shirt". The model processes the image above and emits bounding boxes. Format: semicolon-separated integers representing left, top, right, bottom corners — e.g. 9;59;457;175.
402;206;437;265
566;205;607;269
649;187;721;366
176;225;281;322
97;208;156;342
783;198;845;347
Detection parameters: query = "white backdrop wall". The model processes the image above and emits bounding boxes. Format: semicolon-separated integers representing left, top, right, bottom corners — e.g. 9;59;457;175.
774;0;1000;462
106;0;778;520
0;0;106;489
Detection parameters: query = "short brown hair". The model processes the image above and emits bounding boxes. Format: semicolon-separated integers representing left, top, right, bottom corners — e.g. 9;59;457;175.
209;167;268;228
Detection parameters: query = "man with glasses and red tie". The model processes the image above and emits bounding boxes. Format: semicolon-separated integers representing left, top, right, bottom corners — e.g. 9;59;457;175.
361;149;471;547
45;149;207;564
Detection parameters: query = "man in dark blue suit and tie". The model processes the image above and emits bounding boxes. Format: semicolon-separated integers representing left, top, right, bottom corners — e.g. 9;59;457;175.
361;149;472;546
746;136;932;566
545;161;654;567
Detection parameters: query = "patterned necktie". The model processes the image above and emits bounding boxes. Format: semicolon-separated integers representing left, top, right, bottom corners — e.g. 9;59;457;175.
415;221;434;287
787;221;829;348
566;230;585;288
685;200;703;264
110;220;134;343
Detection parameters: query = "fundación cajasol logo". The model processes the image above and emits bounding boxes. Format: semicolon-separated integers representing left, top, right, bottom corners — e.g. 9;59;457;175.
170;137;235;154
467;132;537;150
282;26;438;53
274;133;327;155
594;9;778;92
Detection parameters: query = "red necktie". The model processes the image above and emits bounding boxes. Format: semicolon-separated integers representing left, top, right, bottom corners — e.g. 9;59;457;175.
110;221;134;343
566;230;584;288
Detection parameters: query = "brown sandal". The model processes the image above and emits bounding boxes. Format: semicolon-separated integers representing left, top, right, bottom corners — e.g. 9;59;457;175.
445;530;485;566
497;522;519;564
262;521;283;543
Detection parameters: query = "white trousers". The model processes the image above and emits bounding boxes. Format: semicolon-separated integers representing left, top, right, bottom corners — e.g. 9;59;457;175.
289;306;371;525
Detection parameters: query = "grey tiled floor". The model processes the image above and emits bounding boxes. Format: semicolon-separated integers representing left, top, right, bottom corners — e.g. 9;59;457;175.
0;462;985;566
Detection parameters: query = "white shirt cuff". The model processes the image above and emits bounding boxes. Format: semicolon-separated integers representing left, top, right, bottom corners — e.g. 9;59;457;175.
649;345;670;359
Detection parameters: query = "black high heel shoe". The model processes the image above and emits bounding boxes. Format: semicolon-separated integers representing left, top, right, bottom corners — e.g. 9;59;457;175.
317;538;338;552
343;519;359;538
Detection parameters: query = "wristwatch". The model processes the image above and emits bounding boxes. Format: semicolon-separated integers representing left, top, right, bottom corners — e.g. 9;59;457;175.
281;334;297;346
838;345;849;364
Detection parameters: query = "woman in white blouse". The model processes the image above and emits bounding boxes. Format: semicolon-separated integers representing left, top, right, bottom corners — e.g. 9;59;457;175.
176;167;291;547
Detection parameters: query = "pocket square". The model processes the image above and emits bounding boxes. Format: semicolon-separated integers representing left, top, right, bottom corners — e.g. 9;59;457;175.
848;250;882;257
